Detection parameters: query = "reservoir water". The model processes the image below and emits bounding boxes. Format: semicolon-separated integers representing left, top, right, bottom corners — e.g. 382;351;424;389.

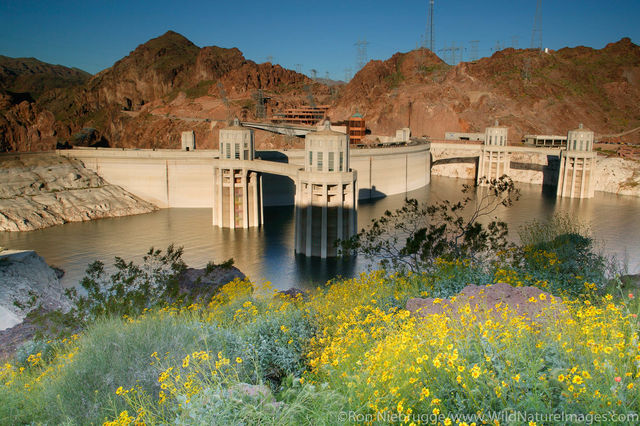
1;176;639;291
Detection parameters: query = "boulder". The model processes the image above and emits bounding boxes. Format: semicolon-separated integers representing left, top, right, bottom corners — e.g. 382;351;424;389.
0;250;71;330
406;282;565;324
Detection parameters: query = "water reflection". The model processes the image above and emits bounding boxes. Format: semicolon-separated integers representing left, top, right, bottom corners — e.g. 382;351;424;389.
0;176;638;291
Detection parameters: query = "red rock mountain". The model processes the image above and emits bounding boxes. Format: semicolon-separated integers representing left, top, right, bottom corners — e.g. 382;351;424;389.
330;39;640;141
1;32;639;152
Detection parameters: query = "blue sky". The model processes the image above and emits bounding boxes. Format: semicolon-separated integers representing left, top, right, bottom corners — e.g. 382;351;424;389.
0;0;638;80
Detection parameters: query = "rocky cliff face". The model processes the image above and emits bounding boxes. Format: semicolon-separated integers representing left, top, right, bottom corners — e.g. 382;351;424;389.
0;153;157;231
0;249;70;331
593;157;640;196
330;39;640;142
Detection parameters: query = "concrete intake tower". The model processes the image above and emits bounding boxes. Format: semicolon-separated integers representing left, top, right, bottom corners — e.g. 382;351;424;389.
294;121;358;258
557;124;596;199
212;118;263;228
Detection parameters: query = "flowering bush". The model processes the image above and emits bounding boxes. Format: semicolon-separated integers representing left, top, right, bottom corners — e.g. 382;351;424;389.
1;250;638;425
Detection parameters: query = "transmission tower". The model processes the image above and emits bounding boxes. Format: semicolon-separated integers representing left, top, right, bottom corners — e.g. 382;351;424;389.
531;0;543;50
325;71;330;80
217;82;232;122
425;0;435;52
512;35;519;49
469;40;479;61
295;64;303;74
303;84;317;108
253;89;266;119
522;57;532;82
344;67;352;82
310;69;317;80
438;43;461;65
266;55;274;63
355;39;369;70
492;40;502;53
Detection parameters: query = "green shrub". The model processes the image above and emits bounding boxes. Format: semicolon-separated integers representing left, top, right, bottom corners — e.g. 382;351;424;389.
64;245;186;326
174;380;346;425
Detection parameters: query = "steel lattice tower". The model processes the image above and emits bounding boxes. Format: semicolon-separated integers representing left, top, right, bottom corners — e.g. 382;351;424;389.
355;39;369;70
426;0;435;52
531;0;543;50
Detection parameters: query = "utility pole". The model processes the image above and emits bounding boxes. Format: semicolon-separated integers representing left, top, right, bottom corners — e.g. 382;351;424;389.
531;0;543;50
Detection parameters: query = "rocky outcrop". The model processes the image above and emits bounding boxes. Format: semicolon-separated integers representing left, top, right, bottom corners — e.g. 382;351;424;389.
0;100;69;152
0;153;157;231
0;249;70;331
593;157;640;196
406;282;565;324
177;265;245;300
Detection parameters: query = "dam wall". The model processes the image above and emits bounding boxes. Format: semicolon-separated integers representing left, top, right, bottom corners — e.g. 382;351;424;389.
58;144;431;207
58;149;217;208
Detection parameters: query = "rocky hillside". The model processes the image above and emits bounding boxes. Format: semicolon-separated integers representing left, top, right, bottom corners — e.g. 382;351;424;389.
330;38;640;141
0;57;91;153
1;32;639;152
0;153;157;231
0;55;90;100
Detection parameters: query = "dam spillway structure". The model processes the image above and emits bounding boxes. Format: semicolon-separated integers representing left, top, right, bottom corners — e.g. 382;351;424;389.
294;120;358;258
212;119;263;228
477;121;510;184
557;124;596;199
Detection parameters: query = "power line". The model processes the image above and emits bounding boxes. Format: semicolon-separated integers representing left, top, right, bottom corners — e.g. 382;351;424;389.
438;42;461;65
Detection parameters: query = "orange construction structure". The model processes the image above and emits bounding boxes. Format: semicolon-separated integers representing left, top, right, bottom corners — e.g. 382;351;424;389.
272;105;330;125
347;113;366;144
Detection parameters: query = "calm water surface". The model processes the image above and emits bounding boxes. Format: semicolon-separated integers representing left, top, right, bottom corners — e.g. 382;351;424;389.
1;176;639;291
